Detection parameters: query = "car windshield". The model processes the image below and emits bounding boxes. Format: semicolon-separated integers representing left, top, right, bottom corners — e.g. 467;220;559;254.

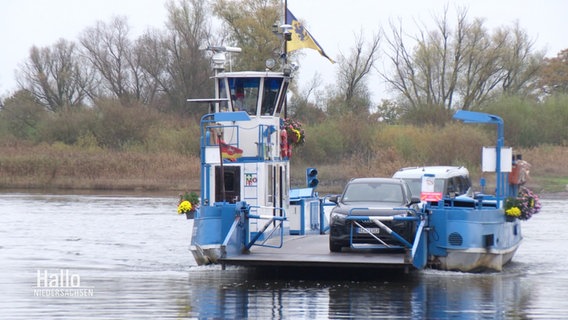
342;182;404;203
404;179;445;197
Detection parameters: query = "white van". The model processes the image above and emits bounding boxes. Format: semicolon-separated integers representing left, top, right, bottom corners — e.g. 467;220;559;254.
392;166;472;199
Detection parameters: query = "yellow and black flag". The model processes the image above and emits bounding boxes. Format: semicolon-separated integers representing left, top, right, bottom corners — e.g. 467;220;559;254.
286;9;335;63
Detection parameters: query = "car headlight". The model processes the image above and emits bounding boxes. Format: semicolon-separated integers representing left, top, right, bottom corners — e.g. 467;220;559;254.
330;211;347;223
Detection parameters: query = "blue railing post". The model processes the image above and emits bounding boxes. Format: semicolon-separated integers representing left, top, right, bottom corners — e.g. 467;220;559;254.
453;110;505;206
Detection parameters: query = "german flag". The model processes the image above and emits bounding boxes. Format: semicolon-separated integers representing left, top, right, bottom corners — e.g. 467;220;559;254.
220;140;243;161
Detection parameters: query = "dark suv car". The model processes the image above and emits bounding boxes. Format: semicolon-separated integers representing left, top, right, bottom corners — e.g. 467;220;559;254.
328;177;420;252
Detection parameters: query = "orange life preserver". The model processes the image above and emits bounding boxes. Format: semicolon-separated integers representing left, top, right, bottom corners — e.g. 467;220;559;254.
509;164;520;185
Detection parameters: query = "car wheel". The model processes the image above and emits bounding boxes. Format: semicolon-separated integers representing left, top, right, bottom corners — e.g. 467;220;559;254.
329;238;343;252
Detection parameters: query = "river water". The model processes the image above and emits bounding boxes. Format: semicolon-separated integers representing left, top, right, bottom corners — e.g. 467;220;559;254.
0;192;566;319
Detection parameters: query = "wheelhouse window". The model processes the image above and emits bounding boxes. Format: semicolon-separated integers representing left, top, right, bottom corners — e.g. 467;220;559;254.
216;78;230;112
228;77;260;115
261;77;284;116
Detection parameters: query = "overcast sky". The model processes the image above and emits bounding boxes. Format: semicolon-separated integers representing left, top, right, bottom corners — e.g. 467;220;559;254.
1;0;566;100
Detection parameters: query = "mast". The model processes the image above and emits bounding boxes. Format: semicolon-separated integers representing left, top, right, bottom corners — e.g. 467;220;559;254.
284;0;288;64
283;0;288;118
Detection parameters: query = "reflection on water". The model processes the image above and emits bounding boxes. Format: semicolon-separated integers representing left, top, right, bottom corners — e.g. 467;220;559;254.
175;268;533;319
0;193;566;319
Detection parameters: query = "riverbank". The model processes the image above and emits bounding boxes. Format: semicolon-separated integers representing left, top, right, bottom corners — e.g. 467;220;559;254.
1;143;566;197
0;143;200;193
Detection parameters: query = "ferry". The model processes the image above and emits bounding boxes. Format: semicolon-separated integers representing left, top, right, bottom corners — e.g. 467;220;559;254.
185;37;528;274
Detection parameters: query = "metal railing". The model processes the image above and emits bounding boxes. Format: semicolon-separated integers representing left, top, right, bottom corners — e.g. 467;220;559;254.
319;196;337;234
345;207;421;249
245;206;287;250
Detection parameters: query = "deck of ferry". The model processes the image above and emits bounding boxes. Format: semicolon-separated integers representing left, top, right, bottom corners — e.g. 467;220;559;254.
219;234;414;270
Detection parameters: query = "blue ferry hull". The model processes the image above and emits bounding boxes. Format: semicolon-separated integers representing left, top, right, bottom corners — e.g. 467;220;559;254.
427;206;522;271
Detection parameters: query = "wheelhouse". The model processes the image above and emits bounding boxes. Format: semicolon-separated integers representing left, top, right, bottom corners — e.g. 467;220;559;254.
214;71;289;117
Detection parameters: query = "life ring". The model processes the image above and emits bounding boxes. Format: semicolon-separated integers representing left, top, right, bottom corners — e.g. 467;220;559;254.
280;129;288;158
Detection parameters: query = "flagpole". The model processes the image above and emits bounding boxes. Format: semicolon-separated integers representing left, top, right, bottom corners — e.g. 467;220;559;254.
218;134;226;203
283;0;288;118
284;0;288;64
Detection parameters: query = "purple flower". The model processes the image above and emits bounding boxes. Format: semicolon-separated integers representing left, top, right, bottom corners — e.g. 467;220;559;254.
506;187;541;220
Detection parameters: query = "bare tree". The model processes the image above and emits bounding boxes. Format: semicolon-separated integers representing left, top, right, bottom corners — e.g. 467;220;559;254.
329;30;381;115
133;30;166;108
17;39;90;112
213;0;282;71
383;7;542;112
137;0;212;114
537;48;568;95
383;8;472;110
80;16;146;106
382;19;422;110
457;17;503;109
287;72;327;124
497;22;543;95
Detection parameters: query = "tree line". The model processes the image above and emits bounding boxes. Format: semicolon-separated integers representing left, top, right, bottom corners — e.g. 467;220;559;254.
10;0;212;115
1;0;567;153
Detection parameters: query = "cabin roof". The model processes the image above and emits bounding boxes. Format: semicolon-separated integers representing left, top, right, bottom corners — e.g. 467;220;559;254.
215;71;287;78
393;166;470;179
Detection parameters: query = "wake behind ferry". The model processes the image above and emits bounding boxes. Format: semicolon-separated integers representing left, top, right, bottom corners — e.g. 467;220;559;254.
183;26;537;273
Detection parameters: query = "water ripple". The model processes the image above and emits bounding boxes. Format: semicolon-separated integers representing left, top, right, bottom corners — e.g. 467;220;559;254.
0;194;567;319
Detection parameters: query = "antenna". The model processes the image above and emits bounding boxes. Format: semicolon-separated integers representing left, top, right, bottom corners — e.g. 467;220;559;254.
205;46;242;72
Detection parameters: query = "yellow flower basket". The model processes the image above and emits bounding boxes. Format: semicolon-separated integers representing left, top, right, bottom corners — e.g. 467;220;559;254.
505;206;521;218
177;200;192;214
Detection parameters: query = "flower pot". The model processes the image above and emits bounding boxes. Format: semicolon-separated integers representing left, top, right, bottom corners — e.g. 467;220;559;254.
505;215;517;222
185;211;194;219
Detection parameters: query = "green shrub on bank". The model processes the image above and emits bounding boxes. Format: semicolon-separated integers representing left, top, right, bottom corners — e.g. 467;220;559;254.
371;123;490;168
37;109;96;145
90;101;158;150
539;95;568;146
145;119;200;155
1;94;567;164
0;90;46;141
293;116;491;168
295;120;344;162
296;115;378;163
480;94;568;147
1;93;567;192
